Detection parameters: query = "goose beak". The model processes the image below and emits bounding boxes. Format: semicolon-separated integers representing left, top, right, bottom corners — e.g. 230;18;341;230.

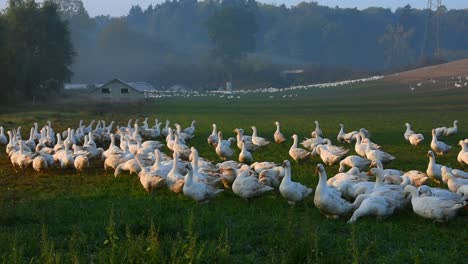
367;171;373;176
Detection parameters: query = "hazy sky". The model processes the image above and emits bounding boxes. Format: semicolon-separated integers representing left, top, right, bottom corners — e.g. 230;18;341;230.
0;0;467;17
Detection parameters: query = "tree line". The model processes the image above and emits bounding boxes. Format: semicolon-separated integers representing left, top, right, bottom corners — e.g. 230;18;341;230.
1;0;468;102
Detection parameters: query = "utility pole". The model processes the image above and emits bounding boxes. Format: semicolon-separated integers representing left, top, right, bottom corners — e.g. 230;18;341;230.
421;0;442;59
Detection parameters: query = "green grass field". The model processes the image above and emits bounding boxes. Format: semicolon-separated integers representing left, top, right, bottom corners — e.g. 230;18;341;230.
0;81;467;263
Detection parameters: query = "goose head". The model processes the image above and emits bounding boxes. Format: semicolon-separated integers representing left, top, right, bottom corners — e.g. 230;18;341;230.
405;123;410;128
431;129;436;136
282;160;291;168
189;147;197;161
339;124;344;128
217;131;223;141
404;185;418;198
315;163;325;177
427;150;435;158
418;185;432;197
454;120;458;125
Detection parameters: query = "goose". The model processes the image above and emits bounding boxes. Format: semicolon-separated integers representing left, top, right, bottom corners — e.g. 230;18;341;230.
135;155;166;193
114;158;141;177
359;128;370;139
289;134;311;162
232;165;274;199
403;123;415;140
183;120;196;136
418;185;465;202
166;152;185;193
175;123;193;141
444;120;458;136
54;143;74;169
183;165;223;202
251;126;270;147
161;120;171;137
215;132;234;161
408;133;424;146
239;140;253;164
354;134;368;157
104;155;122;172
314;164;353;219
189;147;221;185
172;133;191;160
434;126;447;138
339;155;370;172
300;135;325;150
102;134;123;159
279;160;313;205
32;155;50;172
0;126;7;145
25;127;36;151
337;124;358;144
452;169;468;179
430;129;451;155
311;121;323;138
11;141;33;171
347;195;397;223
365;143;395;164
150;149;172;178
53;133;65;153
32;123;41;141
234;128;257;151
426;150;444;183
273;121;286;144
457;140;468;165
207;124;218;146
442;167;468;192
318;139;349;156
404;185;463;222
354;168;408;210
314;145;345;166
74;155;89;175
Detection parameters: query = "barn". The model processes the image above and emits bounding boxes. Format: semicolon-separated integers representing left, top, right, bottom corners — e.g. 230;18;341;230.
90;79;156;102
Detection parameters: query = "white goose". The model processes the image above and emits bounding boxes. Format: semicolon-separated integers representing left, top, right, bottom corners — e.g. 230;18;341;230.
183;120;196;136
314;164;353;219
311;120;323;138
404;185;463;222
426;150;444;183
273;121;286;144
418;185;465;202
215;131;234;161
74;155;89;175
289;134;311;162
232;165;274;199
135;155;166;193
339;155;370;172
166;152;185;193
183;165;223;202
452;169;468;179
314;145;346;166
365;143;395;164
251;126;270;147
404;123;424;146
442;167;468;192
114;159;141;177
25;127;36;151
430;129;451;156
234;128;257;151
239;140;253;164
300;135;325;150
207;124;218;146
279;160;313;205
337;124;358;144
444;120;458;136
347;195;397;223
457;140;468;165
54;143;74;169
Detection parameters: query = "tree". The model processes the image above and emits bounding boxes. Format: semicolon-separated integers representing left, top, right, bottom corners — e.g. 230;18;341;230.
206;6;257;77
2;0;75;102
379;24;415;69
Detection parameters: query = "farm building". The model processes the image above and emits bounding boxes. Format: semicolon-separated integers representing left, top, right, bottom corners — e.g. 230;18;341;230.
90;79;156;102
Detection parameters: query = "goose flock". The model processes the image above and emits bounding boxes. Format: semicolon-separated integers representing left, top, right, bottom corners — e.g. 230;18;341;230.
0;118;467;223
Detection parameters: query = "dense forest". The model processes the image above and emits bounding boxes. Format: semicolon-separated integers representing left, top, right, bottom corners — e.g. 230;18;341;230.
1;0;468;101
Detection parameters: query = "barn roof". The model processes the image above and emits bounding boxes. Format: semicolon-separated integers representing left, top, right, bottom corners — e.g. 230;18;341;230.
96;79;156;93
